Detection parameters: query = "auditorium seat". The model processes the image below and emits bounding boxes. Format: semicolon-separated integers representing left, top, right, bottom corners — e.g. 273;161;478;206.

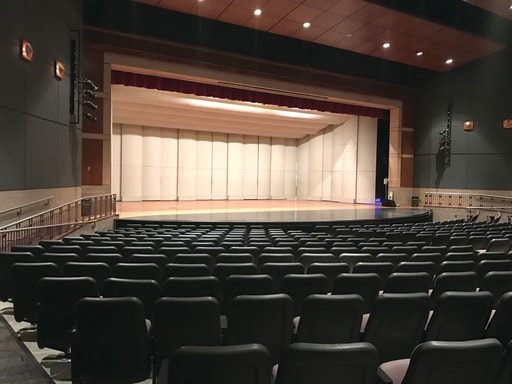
332;273;380;313
395;262;437;280
121;246;155;259
424;291;493;341
298;253;336;268
216;253;254;264
83;253;123;266
375;253;409;266
212;263;257;291
257;254;296;271
275;342;379;384
480;271;512;307
296;294;363;344
363;293;430;362
37;277;98;353
281;274;329;316
168;344;271;384
430;272;479;308
40;252;80;268
163;276;220;301
260;263;305;291
307;263;350;292
437;260;476;274
444;252;477;262
112;262;162;282
477;260;512;279
11;245;44;258
338;253;373;270
226;294;293;364
485;284;512;343
353;262;395;290
85;245;120;255
0;252;36;301
383;273;430;294
380;339;502;384
72;297;151;384
10;262;60;323
128;254;170;268
48;245;84;258
62;262;111;294
152;297;222;382
163;263;210;278
222;274;274;314
173;253;213;267
487;238;512;253
103;278;160;320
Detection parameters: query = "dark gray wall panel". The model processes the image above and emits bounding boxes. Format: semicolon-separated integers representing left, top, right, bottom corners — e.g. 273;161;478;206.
414;49;512;190
0;108;25;190
24;116;59;189
0;38;25;111
0;0;82;191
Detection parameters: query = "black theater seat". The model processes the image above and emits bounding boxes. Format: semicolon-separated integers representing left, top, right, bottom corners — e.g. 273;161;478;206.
103;278;160;320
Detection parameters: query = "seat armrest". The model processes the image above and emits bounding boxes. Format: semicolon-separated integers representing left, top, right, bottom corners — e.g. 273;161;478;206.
377;366;393;384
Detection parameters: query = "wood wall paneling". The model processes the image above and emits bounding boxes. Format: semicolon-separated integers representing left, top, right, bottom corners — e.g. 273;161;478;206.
82;138;103;185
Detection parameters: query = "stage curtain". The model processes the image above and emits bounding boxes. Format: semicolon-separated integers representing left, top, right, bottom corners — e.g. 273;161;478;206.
111;70;389;120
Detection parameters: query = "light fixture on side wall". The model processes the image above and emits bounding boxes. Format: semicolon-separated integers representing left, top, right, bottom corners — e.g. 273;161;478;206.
503;119;512;129
463;121;474;131
55;60;65;80
20;40;33;62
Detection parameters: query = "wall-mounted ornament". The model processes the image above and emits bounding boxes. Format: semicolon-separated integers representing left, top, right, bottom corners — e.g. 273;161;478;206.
503;119;512;129
463;121;474;131
55;60;65;80
20;40;33;62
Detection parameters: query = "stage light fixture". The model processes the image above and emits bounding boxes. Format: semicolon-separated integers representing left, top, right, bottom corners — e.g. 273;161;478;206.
21;40;33;62
382;42;390;49
416;51;423;56
445;58;454;65
303;22;311;28
254;8;262;16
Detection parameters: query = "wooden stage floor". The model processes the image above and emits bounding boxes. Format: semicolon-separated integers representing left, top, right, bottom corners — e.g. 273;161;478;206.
116;200;430;225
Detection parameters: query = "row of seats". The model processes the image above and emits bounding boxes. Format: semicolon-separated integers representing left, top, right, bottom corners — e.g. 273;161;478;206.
67;290;512;383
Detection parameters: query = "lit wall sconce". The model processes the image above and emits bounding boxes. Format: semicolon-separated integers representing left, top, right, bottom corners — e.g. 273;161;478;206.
55;60;65;80
503;119;512;129
463;121;474;131
20;40;33;62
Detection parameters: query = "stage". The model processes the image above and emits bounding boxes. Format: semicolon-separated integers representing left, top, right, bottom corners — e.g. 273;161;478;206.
115;200;431;228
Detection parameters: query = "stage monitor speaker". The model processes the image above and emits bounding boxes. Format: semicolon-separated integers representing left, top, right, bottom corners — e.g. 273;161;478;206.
382;199;396;207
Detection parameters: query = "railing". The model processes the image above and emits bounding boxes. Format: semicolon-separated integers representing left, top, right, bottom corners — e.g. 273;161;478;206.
0;194;116;252
0;196;53;219
424;192;512;209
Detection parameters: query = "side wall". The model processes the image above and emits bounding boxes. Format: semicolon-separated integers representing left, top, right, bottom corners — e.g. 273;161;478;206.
0;0;83;207
414;49;512;192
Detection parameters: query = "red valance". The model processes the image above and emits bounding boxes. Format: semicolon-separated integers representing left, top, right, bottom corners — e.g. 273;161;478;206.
111;70;388;119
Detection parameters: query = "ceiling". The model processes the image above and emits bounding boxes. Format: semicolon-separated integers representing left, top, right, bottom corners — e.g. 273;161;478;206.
112;85;350;138
465;0;512;21
135;0;506;72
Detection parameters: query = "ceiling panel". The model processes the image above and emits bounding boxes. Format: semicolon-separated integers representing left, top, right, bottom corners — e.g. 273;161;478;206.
136;0;506;72
464;0;512;20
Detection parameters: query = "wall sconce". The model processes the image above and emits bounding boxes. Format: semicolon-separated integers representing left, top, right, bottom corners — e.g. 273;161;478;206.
463;121;474;131
55;60;65;80
504;119;512;129
20;40;33;62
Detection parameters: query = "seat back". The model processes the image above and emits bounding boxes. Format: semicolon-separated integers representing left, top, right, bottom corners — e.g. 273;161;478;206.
163;276;220;301
222;274;274;314
0;252;36;300
84;253;123;266
128;254;170;267
430;272;479;307
212;263;257;291
103;278;160;320
163;263;209;278
486;292;512;346
307;263;350;292
37;277;98;352
10;262;60;323
402;339;502;384
112;262;162;282
62;262;111;294
363;293;430;362
275;342;378;384
227;294;293;364
153;297;221;378
168;344;272;384
480;271;512;307
296;294;363;344
72;297;151;384
260;263;304;291
383;272;430;294
332;273;380;313
425;291;494;341
281;274;329;316
353;262;395;290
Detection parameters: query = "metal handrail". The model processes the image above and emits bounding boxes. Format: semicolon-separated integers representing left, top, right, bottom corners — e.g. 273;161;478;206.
0;196;53;218
424;192;512;209
0;194;116;252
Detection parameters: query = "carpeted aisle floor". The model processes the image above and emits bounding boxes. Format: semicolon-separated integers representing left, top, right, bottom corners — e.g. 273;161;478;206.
0;315;53;384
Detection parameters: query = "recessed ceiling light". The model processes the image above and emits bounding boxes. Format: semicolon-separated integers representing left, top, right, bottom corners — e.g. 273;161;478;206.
416;51;424;56
445;58;454;64
345;33;352;38
253;8;262;16
303;22;311;28
509;4;512;9
382;42;390;49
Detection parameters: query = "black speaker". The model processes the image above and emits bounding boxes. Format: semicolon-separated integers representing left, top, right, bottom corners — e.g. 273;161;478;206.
382;199;396;207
